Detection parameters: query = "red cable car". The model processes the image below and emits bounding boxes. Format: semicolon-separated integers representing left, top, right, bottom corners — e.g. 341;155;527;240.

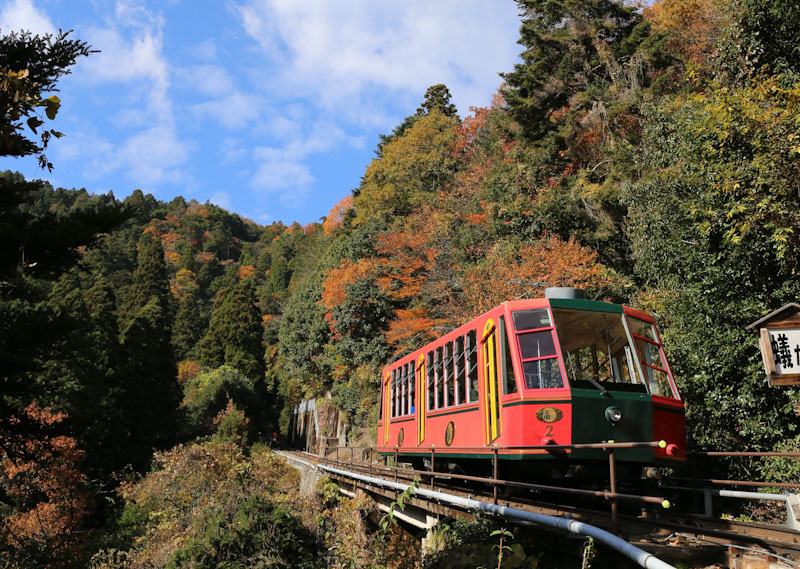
376;289;686;478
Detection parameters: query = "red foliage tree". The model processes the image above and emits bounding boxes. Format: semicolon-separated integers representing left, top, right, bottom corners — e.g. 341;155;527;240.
1;404;90;568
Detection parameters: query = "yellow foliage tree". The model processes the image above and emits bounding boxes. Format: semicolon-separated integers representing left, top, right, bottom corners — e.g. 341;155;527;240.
353;110;459;225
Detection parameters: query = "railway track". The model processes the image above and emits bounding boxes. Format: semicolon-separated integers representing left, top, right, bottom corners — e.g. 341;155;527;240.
281;448;800;566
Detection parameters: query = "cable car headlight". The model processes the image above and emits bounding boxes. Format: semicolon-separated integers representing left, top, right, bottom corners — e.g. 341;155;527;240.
605;406;623;423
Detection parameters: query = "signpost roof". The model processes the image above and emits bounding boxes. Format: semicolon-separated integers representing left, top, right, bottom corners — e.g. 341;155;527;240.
746;303;800;330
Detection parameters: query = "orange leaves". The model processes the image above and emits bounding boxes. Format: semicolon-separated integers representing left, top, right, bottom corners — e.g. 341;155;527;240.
1;403;90;566
238;264;256;281
460;234;619;316
178;360;201;383
385;306;449;352
323;195;354;236
453;106;489;156
165;249;181;266
320;218;444;351
321;258;377;336
373;225;438;302
646;0;727;67
321;258;376;312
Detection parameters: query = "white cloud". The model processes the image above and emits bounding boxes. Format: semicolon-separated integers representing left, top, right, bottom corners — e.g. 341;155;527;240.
220;137;247;164
230;0;520;217
90;124;189;186
249;120;362;200
0;0;56;36
81;25;170;120
190;90;262;129
252;160;312;193
189;38;218;61
234;0;520;120
61;1;190;188
181;64;234;97
210;190;231;210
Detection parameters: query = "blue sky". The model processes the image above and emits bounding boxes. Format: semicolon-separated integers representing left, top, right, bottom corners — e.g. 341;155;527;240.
0;0;522;225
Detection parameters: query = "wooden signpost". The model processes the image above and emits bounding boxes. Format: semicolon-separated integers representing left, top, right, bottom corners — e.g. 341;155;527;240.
747;303;800;386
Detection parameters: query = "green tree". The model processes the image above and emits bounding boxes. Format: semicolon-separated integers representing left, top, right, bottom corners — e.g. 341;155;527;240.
198;278;264;380
353;109;459;225
0;30;92;169
119;234;181;468
173;287;205;361
624;87;800;459
416;83;458;117
501;0;656;142
716;0;800;83
0;30;128;568
182;365;259;439
267;255;291;295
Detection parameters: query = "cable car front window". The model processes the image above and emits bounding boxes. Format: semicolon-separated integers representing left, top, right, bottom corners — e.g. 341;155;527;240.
553;309;646;393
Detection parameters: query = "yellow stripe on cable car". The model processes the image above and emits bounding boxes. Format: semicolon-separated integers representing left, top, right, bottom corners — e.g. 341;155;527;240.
417;353;426;445
383;372;391;446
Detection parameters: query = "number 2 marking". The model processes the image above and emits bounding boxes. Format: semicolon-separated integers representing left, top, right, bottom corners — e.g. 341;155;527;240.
544;425;553;437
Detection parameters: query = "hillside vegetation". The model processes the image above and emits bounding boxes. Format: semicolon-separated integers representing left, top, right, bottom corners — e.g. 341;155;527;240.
2;0;800;566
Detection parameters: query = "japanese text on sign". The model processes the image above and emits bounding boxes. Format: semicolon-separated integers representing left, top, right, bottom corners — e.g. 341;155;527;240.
768;329;800;374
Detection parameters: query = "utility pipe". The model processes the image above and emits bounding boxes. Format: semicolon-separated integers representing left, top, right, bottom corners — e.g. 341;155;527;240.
310;459;676;569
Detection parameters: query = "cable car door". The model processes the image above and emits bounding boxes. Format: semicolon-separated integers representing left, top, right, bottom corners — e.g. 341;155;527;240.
482;318;501;444
383;372;391;446
416;353;426;445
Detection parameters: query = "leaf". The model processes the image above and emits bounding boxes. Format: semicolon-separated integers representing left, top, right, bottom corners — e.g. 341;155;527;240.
26;116;43;133
45;95;61;120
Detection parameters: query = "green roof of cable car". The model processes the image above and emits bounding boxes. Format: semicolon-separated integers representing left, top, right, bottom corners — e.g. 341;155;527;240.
548;298;623;313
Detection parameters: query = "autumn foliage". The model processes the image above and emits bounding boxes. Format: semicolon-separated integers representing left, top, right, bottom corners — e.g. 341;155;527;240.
647;0;728;68
460;234;620;317
322;195;354;236
1;404;90;568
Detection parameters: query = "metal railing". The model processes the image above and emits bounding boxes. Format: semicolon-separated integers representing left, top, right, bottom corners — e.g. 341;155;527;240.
323;440;672;525
674;450;800;530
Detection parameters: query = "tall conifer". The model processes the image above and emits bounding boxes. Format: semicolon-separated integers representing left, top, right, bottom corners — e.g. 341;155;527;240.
119;234;181;468
173;287;205;361
198;278;264;380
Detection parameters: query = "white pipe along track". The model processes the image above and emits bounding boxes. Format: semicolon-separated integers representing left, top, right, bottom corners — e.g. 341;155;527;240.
279;452;676;569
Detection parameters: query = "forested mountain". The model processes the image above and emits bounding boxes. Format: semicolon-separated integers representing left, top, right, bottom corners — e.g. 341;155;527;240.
2;1;800;567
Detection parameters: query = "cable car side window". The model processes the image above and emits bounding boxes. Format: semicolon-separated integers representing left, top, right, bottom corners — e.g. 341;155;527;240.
455;336;466;404
467;330;479;402
512;309;563;389
400;364;408;415
409;360;416;413
445;341;455;406
628;318;675;398
427;351;434;411
391;369;396;418
435;346;444;409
